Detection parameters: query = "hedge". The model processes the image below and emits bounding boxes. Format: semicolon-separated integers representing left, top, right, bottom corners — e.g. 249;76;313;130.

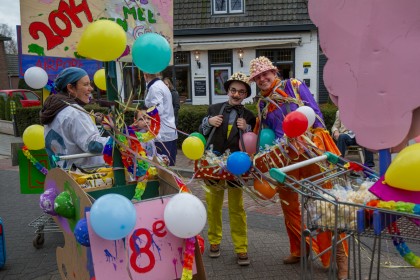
14;102;338;141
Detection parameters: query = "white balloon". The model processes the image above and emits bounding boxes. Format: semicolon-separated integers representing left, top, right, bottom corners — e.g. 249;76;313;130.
24;66;48;89
296;106;316;129
164;193;207;239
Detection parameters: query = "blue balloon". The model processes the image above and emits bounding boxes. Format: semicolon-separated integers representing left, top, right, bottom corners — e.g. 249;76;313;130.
226;151;252;175
132;33;171;74
259;128;276;148
90;194;137;240
74;218;90;247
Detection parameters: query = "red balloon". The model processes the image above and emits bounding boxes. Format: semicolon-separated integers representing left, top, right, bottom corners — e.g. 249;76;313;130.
239;132;258;155
283;111;308;138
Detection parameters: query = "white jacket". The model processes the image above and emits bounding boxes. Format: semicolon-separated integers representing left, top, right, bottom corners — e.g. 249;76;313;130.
44;105;109;168
145;79;178;142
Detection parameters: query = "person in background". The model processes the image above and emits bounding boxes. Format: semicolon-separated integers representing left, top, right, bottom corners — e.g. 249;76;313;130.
40;67;109;168
332;110;375;168
249;56;348;279
143;72;178;166
200;72;256;266
163;77;181;126
132;108;156;158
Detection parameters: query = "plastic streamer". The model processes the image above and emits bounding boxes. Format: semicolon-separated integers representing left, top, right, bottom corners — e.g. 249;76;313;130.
21;146;48;175
181;237;196;280
368;199;420;267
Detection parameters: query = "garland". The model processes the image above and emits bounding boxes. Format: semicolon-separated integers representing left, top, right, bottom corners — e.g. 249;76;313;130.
21;146;48;175
103;106;161;179
181;237;196;280
368;199;420;268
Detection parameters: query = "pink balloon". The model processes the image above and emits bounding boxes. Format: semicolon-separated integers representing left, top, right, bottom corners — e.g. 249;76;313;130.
240;132;258;155
415;135;420;143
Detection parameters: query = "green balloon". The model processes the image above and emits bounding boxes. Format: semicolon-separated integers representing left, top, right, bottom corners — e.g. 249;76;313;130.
54;191;75;219
190;132;206;146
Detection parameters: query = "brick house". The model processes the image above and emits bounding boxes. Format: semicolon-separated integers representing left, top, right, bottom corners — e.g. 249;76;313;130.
163;0;327;105
0;35;11;89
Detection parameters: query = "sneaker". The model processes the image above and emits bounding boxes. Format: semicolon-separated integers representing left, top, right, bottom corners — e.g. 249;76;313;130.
208;244;220;258
283;255;300;264
237;252;250;266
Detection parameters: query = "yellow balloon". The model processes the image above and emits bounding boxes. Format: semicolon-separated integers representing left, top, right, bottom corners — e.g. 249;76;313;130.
77;20;127;62
23;124;45;150
93;69;107;90
182;136;205;160
384;143;420;191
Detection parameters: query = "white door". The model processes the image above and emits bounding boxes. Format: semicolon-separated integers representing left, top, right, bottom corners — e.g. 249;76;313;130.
210;66;231;104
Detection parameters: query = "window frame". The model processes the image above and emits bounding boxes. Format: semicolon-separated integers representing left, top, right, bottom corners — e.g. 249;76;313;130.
213;0;244;15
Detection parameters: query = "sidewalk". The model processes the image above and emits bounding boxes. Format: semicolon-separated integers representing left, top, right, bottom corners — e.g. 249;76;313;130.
0;133;419;279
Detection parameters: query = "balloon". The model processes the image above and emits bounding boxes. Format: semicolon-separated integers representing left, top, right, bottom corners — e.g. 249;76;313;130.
259;128;275;148
77;20;127;62
22;124;45;150
164;193;207;238
74;218;90;247
24;66;48;89
190;132;206;146
283;111;308;138
40;188;58;216
296;106;316;129
254;178;277;200
132;33;171;74
90;194;136;240
240;132;258;155
182;136;205;160
54;191;75;219
93;69;107;90
384;143;420;191
226;151;252;175
414;135;420;143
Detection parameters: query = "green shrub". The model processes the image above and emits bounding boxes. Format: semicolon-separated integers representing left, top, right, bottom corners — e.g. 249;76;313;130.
0;98;5;120
319;103;338;132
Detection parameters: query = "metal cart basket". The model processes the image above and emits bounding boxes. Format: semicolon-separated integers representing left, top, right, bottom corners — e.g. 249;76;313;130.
269;152;420;280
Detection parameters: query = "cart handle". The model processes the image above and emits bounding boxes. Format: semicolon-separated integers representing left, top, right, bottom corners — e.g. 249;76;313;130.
52;153;101;161
269;152;338;183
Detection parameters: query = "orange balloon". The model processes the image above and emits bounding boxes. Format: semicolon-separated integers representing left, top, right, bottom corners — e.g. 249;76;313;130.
253;179;277;200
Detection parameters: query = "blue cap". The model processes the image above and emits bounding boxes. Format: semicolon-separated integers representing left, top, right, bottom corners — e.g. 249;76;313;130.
54;67;88;92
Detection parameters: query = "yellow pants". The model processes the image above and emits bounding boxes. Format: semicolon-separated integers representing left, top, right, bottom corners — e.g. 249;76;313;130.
206;183;248;253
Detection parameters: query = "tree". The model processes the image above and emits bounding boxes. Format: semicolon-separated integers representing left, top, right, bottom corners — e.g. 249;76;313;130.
0;23;18;54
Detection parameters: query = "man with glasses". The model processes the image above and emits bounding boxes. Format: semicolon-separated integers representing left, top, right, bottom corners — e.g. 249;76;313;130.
200;72;256;266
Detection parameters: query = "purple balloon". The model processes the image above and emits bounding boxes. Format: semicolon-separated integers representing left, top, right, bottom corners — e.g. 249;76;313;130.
40;188;58;216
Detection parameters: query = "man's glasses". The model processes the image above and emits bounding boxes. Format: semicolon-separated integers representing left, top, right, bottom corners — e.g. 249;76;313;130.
229;88;247;96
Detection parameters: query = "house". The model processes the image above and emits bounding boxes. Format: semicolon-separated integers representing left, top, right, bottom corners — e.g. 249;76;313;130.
0;34;19;89
161;0;328;105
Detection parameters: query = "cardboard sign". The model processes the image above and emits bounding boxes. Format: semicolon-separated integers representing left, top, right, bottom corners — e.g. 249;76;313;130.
20;0;173;61
88;196;196;280
18;149;50;194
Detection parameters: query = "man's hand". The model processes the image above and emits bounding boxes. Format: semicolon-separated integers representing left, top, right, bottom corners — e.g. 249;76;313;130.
237;117;247;131
333;130;339;140
209;115;223;127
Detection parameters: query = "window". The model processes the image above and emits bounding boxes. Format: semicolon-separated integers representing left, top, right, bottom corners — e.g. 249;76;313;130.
23;91;39;101
213;0;244;14
257;49;295;79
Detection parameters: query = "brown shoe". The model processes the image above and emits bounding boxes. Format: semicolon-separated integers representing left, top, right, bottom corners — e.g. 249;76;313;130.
237;252;250;266
283;255;300;264
208;244;220;258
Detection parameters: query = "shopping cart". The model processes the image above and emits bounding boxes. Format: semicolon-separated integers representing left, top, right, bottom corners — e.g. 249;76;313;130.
269;152;420;280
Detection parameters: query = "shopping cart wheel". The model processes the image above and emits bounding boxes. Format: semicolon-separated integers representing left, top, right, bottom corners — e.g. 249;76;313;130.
33;233;45;249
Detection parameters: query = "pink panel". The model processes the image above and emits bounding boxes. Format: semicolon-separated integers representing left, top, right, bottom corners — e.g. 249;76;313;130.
309;0;420;150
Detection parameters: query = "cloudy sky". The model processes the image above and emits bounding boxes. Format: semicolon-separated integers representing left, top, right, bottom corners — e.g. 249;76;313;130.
0;0;21;39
